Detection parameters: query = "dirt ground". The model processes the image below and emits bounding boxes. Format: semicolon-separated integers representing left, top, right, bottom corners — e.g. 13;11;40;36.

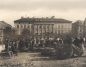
0;51;86;67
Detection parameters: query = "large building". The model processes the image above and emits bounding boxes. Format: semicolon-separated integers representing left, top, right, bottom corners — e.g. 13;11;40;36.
14;17;72;39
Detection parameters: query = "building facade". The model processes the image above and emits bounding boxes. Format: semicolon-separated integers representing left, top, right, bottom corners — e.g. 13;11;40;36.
72;20;84;38
0;21;12;44
14;17;72;39
83;18;86;37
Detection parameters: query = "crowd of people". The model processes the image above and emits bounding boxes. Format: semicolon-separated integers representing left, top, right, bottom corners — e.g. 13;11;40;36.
2;36;86;58
4;39;18;57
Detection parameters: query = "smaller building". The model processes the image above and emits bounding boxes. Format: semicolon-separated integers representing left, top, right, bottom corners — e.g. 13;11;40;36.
83;18;86;37
0;21;12;44
72;20;84;37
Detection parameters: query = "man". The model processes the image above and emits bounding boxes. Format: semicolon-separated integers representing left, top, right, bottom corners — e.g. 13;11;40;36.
7;40;13;57
4;39;9;51
73;37;84;56
12;41;18;56
73;38;79;47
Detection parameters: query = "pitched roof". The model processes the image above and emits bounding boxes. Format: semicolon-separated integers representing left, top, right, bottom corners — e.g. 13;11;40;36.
14;17;72;23
0;21;12;29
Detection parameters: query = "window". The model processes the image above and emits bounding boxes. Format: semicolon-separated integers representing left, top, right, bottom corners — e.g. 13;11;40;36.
24;25;26;28
47;25;49;29
58;25;60;29
43;25;46;29
17;25;19;28
0;30;2;35
35;25;37;30
21;25;23;28
27;25;29;28
39;25;42;28
61;25;63;29
58;30;60;34
0;38;2;44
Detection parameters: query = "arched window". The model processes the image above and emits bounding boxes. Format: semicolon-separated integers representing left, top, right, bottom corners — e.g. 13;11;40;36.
43;25;46;29
24;25;26;28
17;25;19;28
39;25;42;28
27;25;29;28
21;25;23;28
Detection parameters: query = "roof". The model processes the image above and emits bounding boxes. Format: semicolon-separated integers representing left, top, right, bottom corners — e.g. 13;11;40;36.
14;18;35;23
14;17;72;23
0;21;12;29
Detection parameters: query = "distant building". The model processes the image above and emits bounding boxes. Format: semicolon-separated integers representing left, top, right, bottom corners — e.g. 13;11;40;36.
0;21;12;44
83;18;86;37
72;20;84;37
14;17;72;39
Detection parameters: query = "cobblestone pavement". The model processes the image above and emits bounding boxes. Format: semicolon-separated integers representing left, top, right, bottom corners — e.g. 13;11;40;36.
0;51;86;67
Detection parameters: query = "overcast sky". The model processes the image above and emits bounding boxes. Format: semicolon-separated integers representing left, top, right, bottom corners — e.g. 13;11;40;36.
0;0;86;26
